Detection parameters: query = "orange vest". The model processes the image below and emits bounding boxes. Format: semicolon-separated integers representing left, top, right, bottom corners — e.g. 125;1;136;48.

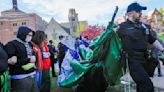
31;42;43;72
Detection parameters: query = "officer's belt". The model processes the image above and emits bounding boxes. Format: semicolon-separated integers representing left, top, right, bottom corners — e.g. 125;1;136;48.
127;51;145;57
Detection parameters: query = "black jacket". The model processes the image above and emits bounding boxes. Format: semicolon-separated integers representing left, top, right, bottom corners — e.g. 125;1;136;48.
0;43;8;75
57;42;67;63
48;44;57;62
4;26;35;75
117;20;156;52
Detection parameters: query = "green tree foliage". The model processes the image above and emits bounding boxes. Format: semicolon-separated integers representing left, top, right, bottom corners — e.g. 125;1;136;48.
75;22;88;36
159;8;164;24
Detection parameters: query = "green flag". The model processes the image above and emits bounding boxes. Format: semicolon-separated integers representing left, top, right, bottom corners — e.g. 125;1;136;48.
58;25;124;87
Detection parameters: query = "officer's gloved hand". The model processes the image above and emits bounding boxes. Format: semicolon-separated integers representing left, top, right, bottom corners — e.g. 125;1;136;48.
159;51;164;60
159;52;164;65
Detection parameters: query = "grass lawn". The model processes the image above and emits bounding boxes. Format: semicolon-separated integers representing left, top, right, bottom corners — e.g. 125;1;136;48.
159;35;164;42
158;32;164;41
50;70;73;92
50;77;73;92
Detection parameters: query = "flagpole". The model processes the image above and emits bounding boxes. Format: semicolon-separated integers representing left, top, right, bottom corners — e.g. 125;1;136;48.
107;6;119;30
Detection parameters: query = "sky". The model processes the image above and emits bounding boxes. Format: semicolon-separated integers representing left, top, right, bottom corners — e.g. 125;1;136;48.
0;0;163;26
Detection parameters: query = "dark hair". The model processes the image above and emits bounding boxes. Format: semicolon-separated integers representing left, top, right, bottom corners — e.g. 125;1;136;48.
16;26;34;41
32;31;46;47
84;36;89;40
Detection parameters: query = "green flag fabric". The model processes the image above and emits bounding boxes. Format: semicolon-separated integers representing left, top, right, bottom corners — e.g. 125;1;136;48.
58;58;94;87
89;28;123;85
57;26;124;87
0;71;9;92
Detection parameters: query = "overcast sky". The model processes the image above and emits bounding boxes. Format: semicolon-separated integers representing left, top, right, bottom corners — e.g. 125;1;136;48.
0;0;163;26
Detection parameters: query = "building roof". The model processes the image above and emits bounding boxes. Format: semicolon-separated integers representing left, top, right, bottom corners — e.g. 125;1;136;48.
61;26;70;34
2;8;25;13
46;18;70;34
45;18;70;36
60;22;70;28
2;8;24;13
152;8;162;16
44;18;70;40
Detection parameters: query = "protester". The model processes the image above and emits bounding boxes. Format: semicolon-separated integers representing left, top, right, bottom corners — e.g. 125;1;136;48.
31;31;46;88
5;26;39;92
0;42;9;92
48;40;57;77
40;34;51;92
57;35;67;73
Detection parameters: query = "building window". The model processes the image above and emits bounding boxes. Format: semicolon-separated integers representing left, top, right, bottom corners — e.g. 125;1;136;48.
0;22;3;25
13;32;17;35
22;22;26;25
72;19;75;21
13;23;17;26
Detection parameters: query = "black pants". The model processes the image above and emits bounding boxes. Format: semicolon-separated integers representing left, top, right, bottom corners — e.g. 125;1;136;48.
75;65;108;92
51;58;57;77
40;69;50;92
157;60;162;75
128;56;154;92
11;76;39;92
58;60;63;75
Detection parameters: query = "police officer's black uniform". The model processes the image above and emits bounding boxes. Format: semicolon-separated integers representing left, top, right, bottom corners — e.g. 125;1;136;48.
117;19;156;92
117;3;156;91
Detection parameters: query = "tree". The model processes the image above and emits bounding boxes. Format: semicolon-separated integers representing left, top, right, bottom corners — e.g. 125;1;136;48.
159;8;164;24
80;26;104;40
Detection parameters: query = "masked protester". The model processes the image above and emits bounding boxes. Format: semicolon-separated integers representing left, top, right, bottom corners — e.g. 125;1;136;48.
5;26;39;92
117;2;164;92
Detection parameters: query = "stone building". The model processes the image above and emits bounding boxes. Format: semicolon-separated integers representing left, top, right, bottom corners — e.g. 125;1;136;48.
148;8;163;31
0;0;47;44
45;8;88;42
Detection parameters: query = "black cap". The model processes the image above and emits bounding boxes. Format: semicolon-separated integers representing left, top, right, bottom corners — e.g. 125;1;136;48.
59;35;64;40
49;40;53;43
127;2;147;13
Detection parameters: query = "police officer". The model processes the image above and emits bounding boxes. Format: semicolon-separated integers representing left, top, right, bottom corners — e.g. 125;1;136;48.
117;2;164;92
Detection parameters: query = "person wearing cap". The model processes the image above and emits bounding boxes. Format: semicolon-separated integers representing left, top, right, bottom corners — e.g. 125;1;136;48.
57;35;66;73
58;35;64;40
48;40;57;77
117;2;164;92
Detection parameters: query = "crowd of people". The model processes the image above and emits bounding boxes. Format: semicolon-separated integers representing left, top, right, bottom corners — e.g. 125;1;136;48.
0;2;164;92
0;25;91;92
0;26;55;92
